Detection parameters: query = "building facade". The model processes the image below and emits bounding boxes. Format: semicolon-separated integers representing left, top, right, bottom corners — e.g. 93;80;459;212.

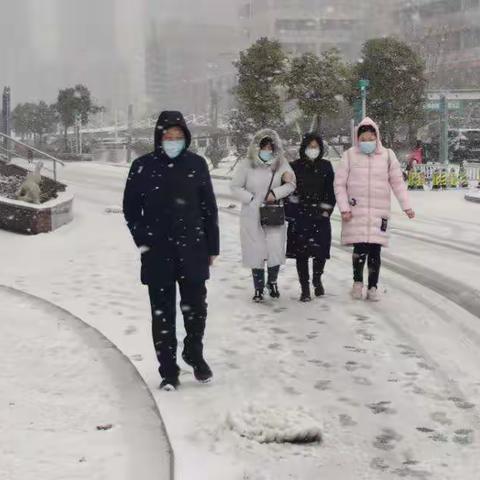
238;0;384;61
395;0;480;88
144;21;242;119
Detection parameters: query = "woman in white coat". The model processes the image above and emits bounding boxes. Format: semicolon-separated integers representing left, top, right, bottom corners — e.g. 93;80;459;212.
231;129;296;302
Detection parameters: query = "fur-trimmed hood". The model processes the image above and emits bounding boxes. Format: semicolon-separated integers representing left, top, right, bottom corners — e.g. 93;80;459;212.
246;128;287;169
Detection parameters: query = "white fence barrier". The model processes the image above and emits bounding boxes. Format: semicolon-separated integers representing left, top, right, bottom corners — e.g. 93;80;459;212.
464;162;480;181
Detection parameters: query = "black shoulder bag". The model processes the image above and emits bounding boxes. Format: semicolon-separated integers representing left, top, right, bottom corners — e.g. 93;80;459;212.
260;170;286;227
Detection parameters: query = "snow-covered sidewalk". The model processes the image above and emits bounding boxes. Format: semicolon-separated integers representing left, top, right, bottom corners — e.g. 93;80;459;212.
1;161;479;479
0;286;172;480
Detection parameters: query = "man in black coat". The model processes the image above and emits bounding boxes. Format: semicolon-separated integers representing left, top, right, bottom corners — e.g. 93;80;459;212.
286;133;336;302
123;111;219;391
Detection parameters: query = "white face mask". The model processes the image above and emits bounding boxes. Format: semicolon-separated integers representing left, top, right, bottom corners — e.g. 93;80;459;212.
305;148;320;160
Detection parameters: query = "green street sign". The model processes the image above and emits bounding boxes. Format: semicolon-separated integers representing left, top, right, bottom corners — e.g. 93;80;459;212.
359;79;370;90
426;100;461;112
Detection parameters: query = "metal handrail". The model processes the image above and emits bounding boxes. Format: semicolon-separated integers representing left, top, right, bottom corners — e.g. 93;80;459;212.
0;132;65;181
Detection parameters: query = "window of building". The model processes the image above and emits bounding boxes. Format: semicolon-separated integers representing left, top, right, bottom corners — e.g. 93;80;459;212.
463;27;480;49
464;0;480;10
419;0;461;19
282;42;316;55
275;19;317;31
319;18;356;30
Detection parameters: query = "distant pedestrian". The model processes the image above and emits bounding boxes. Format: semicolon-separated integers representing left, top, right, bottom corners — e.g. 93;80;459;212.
286;133;335;302
334;117;415;301
231;129;296;303
123;111;219;391
408;140;423;170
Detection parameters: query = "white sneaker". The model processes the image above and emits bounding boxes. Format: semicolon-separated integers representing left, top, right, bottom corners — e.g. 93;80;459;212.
351;282;364;300
367;287;380;302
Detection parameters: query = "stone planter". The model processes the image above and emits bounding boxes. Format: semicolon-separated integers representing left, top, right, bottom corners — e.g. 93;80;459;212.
0;193;74;234
0;162;73;234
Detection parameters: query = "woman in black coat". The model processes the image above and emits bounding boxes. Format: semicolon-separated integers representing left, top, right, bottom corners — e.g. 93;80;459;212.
286;133;336;302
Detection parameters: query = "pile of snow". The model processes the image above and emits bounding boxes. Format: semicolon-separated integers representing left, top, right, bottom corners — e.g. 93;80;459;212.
227;403;322;444
465;189;480;203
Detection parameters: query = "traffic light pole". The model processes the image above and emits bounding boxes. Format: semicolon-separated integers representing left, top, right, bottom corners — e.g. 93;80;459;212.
127;104;133;164
359;79;369;120
439;95;449;165
2;87;11;163
361;87;367;119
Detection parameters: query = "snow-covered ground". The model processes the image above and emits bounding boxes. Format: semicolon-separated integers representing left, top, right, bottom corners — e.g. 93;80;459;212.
0;286;171;480
1;160;480;479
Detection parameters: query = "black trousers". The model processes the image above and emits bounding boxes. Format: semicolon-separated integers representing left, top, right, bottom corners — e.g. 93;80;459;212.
353;243;382;289
296;257;326;287
252;266;280;291
148;281;207;380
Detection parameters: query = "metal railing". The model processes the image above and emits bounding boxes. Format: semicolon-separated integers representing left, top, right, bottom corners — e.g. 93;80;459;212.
0;132;65;181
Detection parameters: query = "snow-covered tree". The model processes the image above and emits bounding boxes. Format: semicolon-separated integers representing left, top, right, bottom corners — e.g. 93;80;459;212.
12;102;57;144
285;49;351;134
56;85;102;152
12;103;36;140
31;102;58;144
229;38;287;155
352;38;428;146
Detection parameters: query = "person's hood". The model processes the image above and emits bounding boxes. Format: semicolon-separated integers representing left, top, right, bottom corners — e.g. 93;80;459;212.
246;128;287;169
299;133;324;161
154;111;192;153
355;117;384;154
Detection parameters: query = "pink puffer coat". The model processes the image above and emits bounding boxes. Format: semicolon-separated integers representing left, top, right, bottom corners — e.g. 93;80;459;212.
334;117;411;247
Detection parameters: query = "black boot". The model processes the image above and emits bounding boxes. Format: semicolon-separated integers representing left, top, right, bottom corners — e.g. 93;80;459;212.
253;289;264;303
314;279;325;297
267;282;280;299
300;284;312;302
182;352;213;383
160;377;180;391
313;259;326;297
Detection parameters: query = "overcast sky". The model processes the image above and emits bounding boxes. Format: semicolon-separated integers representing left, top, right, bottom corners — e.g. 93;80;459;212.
0;0;241;105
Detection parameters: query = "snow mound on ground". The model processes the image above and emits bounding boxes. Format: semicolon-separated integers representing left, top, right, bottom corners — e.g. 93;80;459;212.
227;403;322;444
465;190;480;203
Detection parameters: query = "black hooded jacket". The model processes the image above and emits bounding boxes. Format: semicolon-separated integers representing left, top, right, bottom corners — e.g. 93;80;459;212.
291;133;335;210
123;111;219;285
286;133;336;259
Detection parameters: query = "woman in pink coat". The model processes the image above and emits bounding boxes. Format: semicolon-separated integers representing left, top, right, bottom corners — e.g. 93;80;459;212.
334;118;415;301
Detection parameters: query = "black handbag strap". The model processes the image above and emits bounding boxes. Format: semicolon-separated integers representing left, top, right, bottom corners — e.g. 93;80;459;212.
264;170;276;202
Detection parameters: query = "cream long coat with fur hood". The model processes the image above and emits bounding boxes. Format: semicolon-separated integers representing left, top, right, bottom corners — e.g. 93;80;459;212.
231;129;296;269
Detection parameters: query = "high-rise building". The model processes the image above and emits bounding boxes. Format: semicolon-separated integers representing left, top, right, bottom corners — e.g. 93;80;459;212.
239;0;382;61
144;1;243;118
395;0;480;88
0;0;35;102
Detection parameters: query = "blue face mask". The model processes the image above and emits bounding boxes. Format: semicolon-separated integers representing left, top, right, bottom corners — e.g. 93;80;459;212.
163;139;185;159
359;141;376;155
259;150;273;164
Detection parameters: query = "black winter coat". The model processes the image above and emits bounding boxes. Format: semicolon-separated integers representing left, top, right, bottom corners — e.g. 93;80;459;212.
123;111;220;285
286;133;336;259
